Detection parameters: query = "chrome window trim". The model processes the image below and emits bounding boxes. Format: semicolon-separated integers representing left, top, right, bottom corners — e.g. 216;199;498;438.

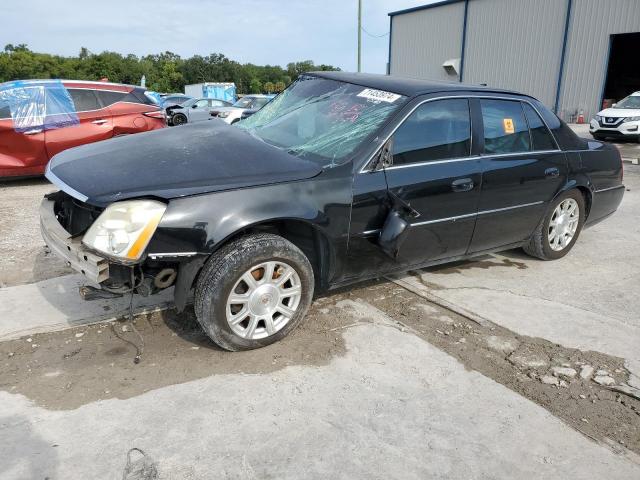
355;200;544;236
359;94;562;174
594;185;625;193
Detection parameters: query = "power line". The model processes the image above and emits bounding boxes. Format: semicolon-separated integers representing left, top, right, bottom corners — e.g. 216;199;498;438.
361;26;390;38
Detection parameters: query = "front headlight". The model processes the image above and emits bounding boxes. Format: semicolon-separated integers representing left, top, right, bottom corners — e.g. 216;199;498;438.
624;116;640;122
82;200;166;261
217;111;230;118
595;115;602;122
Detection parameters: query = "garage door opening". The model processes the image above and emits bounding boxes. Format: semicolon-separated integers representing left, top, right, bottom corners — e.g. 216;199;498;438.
601;32;640;108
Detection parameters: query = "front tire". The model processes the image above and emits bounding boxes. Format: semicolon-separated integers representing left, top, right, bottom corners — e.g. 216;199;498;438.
523;190;585;260
172;113;187;126
194;233;314;351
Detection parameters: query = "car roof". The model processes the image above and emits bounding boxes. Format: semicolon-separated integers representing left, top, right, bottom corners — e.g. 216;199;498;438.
631;91;640;96
308;71;520;98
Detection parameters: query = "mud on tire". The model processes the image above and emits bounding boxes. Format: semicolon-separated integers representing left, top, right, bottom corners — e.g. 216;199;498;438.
194;233;314;351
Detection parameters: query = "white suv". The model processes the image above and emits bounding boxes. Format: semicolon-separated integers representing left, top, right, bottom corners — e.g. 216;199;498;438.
590;91;640;142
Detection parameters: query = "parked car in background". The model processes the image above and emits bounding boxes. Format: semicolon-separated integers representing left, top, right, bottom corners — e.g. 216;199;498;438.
211;94;274;124
160;94;193;108
41;72;624;351
167;98;233;126
590;91;640;142
0;80;165;178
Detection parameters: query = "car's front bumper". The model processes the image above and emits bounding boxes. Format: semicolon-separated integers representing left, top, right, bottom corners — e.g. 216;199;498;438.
39;197;110;283
590;119;640;137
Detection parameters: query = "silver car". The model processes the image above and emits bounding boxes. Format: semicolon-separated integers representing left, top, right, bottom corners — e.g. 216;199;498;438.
169;98;232;126
211;95;274;124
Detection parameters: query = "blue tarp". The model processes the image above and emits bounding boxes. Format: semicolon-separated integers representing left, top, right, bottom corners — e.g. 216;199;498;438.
0;80;79;133
202;84;236;103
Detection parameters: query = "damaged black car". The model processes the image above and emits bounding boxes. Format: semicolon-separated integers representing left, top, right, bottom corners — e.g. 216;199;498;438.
41;72;625;351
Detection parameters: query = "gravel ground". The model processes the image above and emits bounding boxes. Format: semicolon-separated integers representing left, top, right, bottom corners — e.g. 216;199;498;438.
0;178;71;287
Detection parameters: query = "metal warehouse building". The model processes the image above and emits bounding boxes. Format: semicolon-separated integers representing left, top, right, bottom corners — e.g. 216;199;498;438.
388;0;640;121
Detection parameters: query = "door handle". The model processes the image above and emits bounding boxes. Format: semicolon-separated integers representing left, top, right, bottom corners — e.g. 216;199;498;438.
24;128;43;135
91;119;108;125
545;167;560;178
451;178;474;192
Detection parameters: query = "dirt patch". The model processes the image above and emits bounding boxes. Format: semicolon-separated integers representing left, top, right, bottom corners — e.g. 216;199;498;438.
0;179;72;287
351;282;640;455
0;296;348;410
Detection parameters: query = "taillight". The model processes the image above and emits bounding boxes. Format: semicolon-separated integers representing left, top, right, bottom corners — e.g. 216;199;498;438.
143;111;165;119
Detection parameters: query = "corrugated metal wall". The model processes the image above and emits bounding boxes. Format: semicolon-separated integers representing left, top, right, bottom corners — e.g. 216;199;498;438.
559;0;640;120
389;0;640;121
462;0;566;108
389;2;465;81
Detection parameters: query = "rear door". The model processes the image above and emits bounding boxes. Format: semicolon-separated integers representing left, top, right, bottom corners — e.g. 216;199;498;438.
0;101;48;176
106;88;162;134
381;97;482;264
468;98;566;253
45;88;113;158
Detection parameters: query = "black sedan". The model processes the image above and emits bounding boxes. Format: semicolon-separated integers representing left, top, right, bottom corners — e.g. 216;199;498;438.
41;72;625;351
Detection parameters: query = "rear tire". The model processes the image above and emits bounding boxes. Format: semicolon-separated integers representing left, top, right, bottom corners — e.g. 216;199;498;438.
523;189;585;260
194;233;314;351
172;113;187;126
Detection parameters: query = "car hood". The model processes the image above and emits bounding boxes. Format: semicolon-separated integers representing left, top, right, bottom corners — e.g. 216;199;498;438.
597;107;640;117
46;121;322;207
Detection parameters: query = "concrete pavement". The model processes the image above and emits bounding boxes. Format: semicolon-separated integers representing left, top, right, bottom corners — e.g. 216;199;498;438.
2;307;639;479
0;274;173;341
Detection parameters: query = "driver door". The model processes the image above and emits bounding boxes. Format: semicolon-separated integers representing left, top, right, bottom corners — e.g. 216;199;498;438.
188;99;212;122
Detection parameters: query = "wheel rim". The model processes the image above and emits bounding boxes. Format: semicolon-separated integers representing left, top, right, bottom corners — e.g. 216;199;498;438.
548;198;579;251
225;261;302;340
174;115;186;125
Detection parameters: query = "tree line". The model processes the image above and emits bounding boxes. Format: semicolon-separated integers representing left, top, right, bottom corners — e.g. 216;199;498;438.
0;44;340;94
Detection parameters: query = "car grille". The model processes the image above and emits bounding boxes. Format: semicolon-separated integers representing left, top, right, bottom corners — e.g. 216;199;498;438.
599;117;624;128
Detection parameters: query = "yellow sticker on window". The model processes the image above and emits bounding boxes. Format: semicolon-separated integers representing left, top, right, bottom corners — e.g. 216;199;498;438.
503;118;515;134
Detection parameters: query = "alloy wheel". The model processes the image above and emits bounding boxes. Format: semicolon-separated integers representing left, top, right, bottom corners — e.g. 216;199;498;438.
225;261;302;340
548;198;579;251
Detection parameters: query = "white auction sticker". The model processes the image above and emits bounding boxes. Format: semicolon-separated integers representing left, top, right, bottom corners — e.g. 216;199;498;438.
357;88;401;103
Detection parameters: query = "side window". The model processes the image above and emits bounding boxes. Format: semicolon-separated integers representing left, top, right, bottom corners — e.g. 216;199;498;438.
96;90;126;108
195;100;209;108
523;102;557;151
391;98;471;166
68;89;101;112
0;103;10;119
480;99;530;154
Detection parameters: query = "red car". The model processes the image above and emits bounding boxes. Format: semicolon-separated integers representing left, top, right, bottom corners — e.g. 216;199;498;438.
0;80;166;178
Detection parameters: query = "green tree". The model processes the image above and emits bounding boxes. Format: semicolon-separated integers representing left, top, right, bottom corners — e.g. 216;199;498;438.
0;45;340;94
249;78;262;94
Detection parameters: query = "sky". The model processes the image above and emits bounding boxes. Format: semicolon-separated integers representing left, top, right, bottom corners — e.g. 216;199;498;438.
0;0;434;74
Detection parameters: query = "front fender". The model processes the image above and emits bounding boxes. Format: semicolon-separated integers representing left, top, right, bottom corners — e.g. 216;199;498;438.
146;164;353;262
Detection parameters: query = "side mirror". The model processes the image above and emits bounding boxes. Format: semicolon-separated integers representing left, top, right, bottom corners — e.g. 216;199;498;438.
192;104;198;109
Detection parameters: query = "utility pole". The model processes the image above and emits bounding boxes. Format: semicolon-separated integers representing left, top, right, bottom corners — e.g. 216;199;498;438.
357;0;362;72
